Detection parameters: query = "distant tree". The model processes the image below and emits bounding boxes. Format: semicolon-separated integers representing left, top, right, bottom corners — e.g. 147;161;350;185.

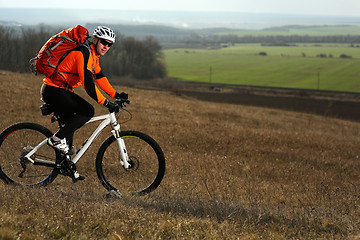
317;54;327;58
0;25;53;73
116;36;166;79
339;54;352;59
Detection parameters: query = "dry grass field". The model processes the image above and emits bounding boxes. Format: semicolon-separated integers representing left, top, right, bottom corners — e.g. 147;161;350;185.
1;70;360;239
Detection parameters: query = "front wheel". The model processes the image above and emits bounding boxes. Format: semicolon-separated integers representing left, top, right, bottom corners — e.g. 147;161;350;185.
96;131;165;196
0;122;59;186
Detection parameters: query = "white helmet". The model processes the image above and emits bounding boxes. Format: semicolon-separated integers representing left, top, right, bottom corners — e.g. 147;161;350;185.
93;26;116;43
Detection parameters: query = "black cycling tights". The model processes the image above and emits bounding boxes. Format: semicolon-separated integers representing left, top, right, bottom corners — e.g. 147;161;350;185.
41;84;94;146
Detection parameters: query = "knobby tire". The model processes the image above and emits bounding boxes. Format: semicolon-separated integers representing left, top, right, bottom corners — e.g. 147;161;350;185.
96;130;165;196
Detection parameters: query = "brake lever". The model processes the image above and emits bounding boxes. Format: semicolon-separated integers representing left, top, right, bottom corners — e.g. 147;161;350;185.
116;98;130;107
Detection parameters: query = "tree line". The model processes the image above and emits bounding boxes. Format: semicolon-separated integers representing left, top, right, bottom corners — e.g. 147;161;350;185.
0;25;167;79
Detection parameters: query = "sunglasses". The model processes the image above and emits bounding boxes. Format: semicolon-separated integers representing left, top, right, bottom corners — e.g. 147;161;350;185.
99;39;113;47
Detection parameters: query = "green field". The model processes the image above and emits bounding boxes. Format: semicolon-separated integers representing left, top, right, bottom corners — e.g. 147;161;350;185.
164;43;360;92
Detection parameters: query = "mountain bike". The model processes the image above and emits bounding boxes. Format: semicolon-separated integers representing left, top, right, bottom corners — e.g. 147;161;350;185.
0;99;165;196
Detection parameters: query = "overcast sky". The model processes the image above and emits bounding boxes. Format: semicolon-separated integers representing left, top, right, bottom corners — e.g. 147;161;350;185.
1;0;360;17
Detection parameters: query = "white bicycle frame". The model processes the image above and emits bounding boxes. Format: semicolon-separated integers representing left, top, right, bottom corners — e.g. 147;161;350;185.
24;111;131;169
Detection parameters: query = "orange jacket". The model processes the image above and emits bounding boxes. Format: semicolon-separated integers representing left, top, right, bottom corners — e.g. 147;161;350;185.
43;44;116;105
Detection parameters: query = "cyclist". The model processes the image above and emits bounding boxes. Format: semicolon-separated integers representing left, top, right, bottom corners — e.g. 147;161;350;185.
41;26;128;181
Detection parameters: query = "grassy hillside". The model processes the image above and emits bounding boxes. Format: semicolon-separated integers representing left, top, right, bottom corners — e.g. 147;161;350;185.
1;71;360;239
165;43;360;92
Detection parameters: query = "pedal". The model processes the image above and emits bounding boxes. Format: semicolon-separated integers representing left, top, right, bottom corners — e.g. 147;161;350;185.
71;171;85;182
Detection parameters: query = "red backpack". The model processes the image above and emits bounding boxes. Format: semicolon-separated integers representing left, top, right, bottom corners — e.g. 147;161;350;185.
30;25;89;77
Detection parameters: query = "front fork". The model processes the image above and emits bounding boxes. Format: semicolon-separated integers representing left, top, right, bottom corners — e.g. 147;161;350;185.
111;120;131;169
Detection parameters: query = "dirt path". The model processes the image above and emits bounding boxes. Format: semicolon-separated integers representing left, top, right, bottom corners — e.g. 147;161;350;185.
180;89;360;122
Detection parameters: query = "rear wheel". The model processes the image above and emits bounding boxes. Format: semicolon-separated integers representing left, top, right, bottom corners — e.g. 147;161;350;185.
96;131;165;196
0;122;59;186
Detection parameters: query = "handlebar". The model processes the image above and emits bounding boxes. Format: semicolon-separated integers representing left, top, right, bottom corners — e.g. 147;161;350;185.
114;98;130;110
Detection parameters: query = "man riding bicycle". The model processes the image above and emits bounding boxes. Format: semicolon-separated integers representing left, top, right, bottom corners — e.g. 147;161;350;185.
41;26;128;181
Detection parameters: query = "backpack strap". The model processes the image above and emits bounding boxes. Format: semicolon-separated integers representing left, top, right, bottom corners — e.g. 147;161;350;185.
53;43;88;76
55;44;92;91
